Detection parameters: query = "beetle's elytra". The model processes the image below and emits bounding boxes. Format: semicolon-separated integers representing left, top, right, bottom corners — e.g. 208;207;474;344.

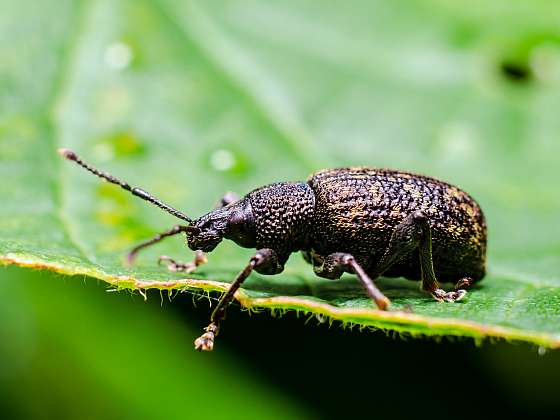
59;149;487;351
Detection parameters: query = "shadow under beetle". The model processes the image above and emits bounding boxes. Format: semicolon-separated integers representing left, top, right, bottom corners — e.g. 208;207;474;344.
59;149;487;351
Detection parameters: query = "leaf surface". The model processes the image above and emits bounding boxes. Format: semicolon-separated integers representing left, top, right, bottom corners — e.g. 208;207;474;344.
1;0;560;347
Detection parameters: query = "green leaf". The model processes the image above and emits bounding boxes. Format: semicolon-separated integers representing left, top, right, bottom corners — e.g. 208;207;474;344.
1;0;560;348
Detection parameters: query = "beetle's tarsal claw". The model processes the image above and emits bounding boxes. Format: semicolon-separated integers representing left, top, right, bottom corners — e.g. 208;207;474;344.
158;252;206;274
432;288;467;303
455;277;473;291
194;333;214;351
375;296;391;311
194;250;208;266
157;255;182;272
451;289;467;301
194;323;219;351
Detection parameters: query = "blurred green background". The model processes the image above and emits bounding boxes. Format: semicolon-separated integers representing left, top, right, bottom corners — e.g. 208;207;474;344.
2;266;560;419
2;0;560;418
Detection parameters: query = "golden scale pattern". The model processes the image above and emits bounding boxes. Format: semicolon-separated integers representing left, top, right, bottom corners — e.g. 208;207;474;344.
307;167;486;282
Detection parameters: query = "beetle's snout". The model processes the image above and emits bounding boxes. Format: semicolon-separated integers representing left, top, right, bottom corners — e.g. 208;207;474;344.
187;211;228;252
187;230;223;253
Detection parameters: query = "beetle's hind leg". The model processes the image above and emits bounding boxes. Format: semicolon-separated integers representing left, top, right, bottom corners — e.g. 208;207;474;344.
441;276;474;302
455;277;473;291
372;211;467;303
414;213;468;303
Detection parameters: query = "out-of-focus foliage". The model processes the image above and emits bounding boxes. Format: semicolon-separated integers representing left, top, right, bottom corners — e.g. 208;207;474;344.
0;266;310;420
1;0;560;348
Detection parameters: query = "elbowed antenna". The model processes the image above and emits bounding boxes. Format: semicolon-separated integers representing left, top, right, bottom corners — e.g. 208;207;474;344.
58;148;196;224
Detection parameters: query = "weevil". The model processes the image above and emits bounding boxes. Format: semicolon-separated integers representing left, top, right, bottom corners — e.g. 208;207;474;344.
59;149;487;351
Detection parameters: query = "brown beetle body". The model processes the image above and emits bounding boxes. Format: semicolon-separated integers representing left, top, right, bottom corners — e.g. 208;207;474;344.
307;168;486;283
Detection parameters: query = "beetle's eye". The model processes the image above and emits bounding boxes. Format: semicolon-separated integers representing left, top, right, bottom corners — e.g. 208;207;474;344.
228;211;245;227
227;211;250;238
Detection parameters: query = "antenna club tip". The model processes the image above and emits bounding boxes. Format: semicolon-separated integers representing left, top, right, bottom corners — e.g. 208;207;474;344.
58;148;77;161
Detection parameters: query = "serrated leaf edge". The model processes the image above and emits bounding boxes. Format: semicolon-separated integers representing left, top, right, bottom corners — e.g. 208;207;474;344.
2;253;558;350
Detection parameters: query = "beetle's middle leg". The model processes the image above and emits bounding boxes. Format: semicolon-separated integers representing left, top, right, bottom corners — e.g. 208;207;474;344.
313;252;390;310
371;211;467;303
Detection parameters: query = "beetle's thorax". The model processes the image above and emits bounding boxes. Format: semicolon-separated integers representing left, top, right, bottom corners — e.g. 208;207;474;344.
247;182;315;253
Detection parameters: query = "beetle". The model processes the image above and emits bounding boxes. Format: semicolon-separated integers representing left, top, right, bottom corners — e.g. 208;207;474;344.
59;148;487;351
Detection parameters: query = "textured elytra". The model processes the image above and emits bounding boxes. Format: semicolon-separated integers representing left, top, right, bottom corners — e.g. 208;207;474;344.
307;168;487;282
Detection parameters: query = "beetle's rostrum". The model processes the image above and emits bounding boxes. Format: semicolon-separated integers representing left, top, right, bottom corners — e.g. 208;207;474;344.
59;149;487;352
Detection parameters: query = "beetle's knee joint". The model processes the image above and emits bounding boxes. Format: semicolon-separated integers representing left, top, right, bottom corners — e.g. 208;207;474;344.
412;211;428;223
341;254;354;266
253;248;284;274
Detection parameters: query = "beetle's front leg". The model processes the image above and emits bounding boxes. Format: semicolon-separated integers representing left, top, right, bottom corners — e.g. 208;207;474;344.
126;225;208;273
158;250;207;273
194;248;281;351
127;225;190;264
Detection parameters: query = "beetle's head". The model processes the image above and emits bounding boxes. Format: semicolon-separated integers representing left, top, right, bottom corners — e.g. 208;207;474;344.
188;198;256;252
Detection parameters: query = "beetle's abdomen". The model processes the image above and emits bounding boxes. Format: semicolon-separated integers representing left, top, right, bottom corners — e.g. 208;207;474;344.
307;168;487;281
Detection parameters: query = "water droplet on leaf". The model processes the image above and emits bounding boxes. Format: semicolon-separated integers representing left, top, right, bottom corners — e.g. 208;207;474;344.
210;149;236;171
104;42;133;70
